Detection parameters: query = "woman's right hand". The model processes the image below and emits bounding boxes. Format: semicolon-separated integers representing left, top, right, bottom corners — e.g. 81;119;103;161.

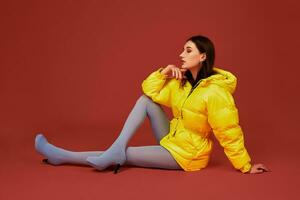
160;65;187;80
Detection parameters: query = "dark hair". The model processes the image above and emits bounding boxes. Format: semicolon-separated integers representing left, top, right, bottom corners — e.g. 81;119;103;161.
180;35;216;88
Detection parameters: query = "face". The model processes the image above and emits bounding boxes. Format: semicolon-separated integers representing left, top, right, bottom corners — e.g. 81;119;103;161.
179;40;206;70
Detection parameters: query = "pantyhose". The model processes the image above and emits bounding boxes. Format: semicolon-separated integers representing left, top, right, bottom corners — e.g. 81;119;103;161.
35;95;182;172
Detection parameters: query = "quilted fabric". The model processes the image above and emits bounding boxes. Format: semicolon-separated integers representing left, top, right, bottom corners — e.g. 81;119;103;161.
141;67;252;173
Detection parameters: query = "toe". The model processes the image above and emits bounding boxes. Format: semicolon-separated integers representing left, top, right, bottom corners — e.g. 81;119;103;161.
35;134;48;151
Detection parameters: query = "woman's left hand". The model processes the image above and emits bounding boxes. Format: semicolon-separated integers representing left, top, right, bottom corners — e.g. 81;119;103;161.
249;163;270;174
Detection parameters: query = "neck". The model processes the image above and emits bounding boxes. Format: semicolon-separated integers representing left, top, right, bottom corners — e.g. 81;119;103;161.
189;68;198;81
189;64;202;81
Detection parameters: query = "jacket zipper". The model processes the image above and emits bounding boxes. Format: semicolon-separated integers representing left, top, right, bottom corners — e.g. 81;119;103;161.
172;80;202;137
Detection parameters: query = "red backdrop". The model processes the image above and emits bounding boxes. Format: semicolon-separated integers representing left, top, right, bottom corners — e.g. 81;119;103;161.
1;0;299;199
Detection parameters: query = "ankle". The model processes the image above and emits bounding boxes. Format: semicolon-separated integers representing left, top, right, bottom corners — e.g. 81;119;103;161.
111;142;126;150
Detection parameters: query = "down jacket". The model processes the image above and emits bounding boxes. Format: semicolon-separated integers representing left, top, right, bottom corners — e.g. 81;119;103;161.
141;67;252;173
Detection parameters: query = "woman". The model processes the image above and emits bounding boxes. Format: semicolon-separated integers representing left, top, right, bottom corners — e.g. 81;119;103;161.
35;35;269;174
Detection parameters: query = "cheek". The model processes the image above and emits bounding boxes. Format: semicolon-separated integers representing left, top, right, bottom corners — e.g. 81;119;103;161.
187;55;200;65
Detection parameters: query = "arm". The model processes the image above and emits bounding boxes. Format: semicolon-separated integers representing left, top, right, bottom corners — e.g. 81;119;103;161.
206;86;252;173
141;67;173;107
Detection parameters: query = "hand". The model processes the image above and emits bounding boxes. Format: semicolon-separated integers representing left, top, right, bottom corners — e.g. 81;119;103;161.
249;163;270;174
160;64;187;80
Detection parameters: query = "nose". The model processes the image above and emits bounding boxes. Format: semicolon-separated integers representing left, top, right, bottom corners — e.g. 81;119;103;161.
179;51;184;58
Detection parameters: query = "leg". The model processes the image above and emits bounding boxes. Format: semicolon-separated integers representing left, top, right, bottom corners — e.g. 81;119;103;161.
35;133;181;169
111;94;170;145
34;95;170;166
86;94;171;170
125;146;182;170
145;95;170;143
35;133;104;165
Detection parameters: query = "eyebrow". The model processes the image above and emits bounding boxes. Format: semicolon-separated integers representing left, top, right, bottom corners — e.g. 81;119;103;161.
184;46;192;49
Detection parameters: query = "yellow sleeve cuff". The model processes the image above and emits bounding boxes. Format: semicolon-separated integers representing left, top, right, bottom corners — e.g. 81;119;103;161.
240;162;252;173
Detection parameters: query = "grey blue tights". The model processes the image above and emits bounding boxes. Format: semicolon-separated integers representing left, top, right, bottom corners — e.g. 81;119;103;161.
35;95;182;171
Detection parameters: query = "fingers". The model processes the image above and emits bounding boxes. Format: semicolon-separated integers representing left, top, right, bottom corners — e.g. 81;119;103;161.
174;68;178;79
257;163;270;172
174;67;185;80
180;68;187;79
258;167;270;172
250;163;271;174
178;68;182;80
169;66;187;80
171;68;177;79
250;168;263;174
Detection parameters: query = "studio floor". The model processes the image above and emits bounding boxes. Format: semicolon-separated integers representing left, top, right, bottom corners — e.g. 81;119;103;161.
1;126;299;200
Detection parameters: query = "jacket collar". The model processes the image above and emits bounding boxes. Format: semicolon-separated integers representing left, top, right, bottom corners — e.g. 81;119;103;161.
186;67;237;94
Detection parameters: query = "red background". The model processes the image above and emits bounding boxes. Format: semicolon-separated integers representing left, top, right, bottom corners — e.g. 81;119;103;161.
1;0;299;199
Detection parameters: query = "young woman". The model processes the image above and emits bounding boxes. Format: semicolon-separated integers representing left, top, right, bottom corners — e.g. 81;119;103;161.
35;35;269;174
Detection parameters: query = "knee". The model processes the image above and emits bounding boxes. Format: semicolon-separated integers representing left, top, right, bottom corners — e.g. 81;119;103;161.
136;94;153;105
125;147;136;165
125;146;135;155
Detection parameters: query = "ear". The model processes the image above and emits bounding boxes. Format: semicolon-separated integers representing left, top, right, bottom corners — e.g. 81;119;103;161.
200;53;207;62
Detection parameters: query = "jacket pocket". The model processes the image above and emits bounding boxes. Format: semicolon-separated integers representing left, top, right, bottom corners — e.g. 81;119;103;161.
176;130;198;156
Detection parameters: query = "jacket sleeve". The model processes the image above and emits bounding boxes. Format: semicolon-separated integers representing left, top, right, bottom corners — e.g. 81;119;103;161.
141;67;173;107
206;86;252;173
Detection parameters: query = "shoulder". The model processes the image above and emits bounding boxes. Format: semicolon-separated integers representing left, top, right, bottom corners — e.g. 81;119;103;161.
203;84;235;105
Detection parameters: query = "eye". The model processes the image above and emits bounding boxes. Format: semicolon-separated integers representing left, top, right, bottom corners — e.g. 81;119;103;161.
182;48;191;53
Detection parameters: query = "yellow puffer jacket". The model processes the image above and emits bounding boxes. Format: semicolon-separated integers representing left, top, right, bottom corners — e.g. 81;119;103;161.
141;67;252;173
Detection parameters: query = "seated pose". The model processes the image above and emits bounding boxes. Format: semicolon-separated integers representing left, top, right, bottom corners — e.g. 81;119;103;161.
35;35;269;174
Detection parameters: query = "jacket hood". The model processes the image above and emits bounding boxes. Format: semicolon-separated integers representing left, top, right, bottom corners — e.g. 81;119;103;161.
200;67;237;94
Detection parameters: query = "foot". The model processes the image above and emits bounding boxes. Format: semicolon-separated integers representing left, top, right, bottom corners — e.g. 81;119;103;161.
86;143;126;171
34;133;66;165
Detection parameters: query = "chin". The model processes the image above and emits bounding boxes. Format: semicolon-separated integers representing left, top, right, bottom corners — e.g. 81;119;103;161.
182;65;191;70
184;64;199;70
181;64;188;69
